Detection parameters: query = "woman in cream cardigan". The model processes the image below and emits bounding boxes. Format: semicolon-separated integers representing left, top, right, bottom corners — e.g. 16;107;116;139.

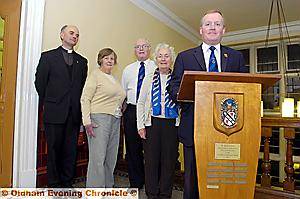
137;43;179;198
81;48;126;187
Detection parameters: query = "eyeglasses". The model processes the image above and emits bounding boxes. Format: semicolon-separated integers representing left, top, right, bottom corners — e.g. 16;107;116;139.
134;44;150;49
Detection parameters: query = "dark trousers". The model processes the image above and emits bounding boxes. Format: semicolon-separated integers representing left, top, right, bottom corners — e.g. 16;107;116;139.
123;104;145;188
183;145;199;199
144;117;178;199
44;109;80;188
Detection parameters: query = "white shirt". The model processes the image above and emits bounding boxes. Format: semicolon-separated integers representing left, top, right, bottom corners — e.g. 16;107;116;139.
121;59;156;105
202;42;222;72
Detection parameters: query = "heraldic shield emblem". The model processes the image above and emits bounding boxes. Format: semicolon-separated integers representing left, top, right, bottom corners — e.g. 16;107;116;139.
213;93;244;136
221;98;238;128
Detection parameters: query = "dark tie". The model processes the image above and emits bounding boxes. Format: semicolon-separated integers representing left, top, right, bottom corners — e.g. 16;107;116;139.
209;46;218;72
136;61;145;102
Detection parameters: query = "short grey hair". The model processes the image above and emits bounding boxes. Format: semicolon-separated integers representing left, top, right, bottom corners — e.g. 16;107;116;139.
153;43;176;65
134;38;151;49
60;25;68;33
200;9;225;26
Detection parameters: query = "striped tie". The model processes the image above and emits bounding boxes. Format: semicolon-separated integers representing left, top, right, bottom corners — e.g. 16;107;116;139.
165;75;175;109
165;74;178;118
209;46;218;72
136;61;145;102
151;71;161;115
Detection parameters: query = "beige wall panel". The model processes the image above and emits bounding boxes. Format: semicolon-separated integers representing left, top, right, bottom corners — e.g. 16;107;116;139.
42;0;195;80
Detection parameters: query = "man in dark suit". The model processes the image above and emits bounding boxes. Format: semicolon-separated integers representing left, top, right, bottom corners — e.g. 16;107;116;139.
168;10;248;199
35;25;88;188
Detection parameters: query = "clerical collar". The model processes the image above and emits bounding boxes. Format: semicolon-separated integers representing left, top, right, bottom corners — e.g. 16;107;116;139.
61;46;73;54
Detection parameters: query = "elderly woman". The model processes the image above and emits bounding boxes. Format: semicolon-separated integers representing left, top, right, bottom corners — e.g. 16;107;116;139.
137;43;179;198
81;48;126;187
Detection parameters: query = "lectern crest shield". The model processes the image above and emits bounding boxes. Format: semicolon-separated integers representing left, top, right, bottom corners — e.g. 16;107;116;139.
213;93;244;136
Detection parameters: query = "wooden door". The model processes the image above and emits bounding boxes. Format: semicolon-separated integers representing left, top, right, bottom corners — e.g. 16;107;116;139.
0;0;21;187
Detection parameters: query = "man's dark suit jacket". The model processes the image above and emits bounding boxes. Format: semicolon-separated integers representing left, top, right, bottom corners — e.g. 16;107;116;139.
168;44;248;146
35;46;88;124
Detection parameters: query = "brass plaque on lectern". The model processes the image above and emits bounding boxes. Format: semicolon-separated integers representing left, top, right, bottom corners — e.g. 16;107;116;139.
215;143;240;160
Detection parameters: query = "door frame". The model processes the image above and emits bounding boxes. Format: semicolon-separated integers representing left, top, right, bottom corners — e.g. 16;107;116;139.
0;0;21;187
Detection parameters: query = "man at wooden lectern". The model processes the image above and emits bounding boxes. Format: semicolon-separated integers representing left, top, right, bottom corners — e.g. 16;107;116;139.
168;10;249;199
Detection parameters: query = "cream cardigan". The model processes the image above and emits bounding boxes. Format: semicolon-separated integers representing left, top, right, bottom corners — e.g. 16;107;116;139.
81;69;126;125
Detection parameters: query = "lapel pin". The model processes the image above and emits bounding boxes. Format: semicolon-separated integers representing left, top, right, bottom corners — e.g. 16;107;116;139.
224;53;228;58
76;60;79;64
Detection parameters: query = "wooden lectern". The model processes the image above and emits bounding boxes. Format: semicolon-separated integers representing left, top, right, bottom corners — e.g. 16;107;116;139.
178;71;281;199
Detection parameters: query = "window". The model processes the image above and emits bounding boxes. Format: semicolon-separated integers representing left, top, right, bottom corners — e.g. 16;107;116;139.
286;43;300;101
287;44;300;71
257;46;279;73
286;75;300;101
262;81;280;109
233;38;300;188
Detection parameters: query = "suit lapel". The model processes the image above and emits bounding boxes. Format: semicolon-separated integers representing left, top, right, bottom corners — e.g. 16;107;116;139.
72;53;81;83
193;45;206;71
221;45;228;72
